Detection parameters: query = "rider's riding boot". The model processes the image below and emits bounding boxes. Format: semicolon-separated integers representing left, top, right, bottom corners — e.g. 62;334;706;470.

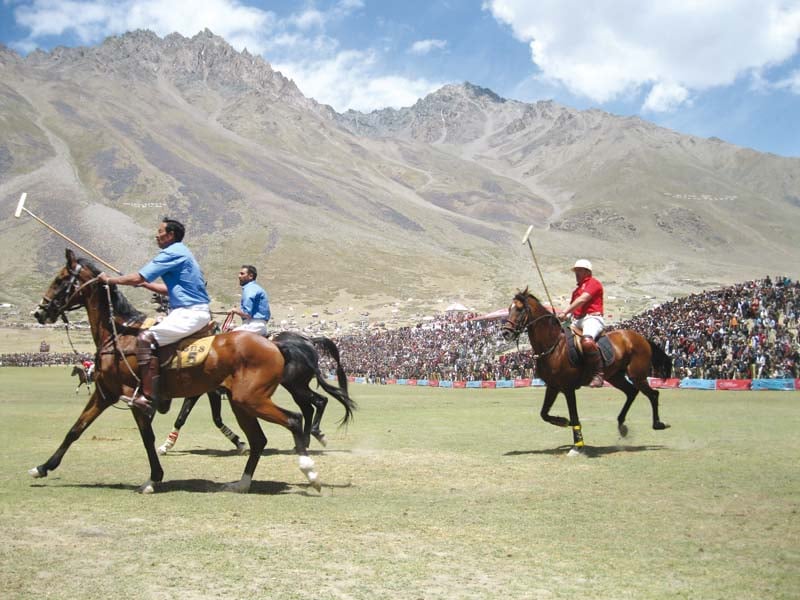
581;336;604;388
123;331;159;416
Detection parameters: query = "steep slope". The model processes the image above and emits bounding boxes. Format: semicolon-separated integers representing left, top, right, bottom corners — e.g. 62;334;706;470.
1;31;799;329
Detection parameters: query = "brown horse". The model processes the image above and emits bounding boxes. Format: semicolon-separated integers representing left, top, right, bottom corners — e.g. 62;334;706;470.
70;365;92;394
30;248;350;493
501;288;670;454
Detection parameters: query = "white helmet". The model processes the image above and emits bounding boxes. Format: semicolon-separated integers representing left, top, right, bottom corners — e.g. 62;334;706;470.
572;259;592;272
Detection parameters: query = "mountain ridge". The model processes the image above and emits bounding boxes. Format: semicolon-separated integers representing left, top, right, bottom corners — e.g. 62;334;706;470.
1;30;798;330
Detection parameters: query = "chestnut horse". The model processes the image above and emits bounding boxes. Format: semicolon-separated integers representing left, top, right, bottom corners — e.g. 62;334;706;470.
70;365;92;394
30;249;353;493
501;288;670;454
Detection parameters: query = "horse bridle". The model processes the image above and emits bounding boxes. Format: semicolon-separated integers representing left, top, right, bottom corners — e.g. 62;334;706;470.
503;296;562;359
37;263;88;321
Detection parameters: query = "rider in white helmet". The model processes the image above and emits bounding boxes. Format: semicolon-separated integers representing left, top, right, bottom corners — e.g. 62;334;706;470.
557;259;605;387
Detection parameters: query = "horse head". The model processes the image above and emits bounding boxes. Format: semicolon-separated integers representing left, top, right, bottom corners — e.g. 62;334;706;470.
501;287;555;342
34;249;94;324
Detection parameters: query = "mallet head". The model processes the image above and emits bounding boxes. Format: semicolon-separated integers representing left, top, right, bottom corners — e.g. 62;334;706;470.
521;225;534;245
14;193;27;218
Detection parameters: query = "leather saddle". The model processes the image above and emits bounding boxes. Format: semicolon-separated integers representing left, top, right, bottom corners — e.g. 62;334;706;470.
566;326;614;368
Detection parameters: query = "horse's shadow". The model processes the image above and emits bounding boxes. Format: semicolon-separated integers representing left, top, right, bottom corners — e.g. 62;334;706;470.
32;479;353;497
505;444;667;458
44;478;353;495
179;447;348;457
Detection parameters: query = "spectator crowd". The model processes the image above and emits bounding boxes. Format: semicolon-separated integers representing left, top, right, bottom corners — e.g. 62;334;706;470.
615;276;799;380
0;351;92;367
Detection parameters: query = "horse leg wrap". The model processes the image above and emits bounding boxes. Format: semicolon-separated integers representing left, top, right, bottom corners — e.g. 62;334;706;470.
218;424;238;443
572;424;585;448
299;455;319;486
157;429;179;455
219;424;247;453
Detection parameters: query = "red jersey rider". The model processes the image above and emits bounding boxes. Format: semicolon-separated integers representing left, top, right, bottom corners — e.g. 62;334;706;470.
82;359;95;381
557;259;605;387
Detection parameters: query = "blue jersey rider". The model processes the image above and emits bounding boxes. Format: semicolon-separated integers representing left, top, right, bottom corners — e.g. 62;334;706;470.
100;217;211;414
230;264;271;337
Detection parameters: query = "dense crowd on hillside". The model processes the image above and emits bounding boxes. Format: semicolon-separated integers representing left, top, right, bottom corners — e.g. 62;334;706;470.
332;275;799;381
333;313;528;382
3;277;798;381
614;276;799;380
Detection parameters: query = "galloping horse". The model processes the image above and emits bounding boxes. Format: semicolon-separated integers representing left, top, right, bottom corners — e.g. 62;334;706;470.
502;288;671;454
30;249;354;493
70;365;92;394
158;333;352;455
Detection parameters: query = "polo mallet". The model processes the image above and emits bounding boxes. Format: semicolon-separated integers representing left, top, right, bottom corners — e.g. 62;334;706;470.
14;193;122;274
522;225;555;311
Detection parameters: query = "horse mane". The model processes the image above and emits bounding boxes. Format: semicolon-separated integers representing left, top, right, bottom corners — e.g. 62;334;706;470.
78;258;147;322
515;286;541;305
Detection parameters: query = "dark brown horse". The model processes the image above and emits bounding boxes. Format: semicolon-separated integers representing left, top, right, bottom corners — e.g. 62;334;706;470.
30;249;354;493
70;365;92;394
501;288;670;454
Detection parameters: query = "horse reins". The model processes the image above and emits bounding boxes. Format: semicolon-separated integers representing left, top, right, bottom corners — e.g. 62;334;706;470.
508;298;562;360
41;265;136;406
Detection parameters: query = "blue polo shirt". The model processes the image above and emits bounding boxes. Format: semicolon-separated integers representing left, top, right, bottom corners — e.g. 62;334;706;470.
240;280;270;321
139;242;210;308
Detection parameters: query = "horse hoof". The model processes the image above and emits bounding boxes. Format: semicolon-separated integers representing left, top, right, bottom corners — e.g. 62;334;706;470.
28;466;45;478
157;445;168;456
618;423;629;438
223;481;251;493
137;481;155;494
567;447;584;457
236;443;249;456
313;433;328;448
653;422;670;430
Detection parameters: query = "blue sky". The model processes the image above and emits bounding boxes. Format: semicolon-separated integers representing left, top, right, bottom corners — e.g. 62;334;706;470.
2;0;799;157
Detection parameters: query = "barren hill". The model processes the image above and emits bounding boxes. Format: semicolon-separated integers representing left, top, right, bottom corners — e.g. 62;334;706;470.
1;30;798;330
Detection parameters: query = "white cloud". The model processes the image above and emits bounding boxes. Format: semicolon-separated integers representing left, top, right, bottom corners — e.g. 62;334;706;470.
409;38;447;55
275;49;443;112
643;81;690;113
290;9;325;31
485;0;800;112
14;0;275;53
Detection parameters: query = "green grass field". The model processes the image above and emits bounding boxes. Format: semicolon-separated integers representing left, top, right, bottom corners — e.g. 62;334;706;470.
1;367;798;599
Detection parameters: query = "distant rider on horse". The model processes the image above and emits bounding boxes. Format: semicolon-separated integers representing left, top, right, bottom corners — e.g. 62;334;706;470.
557;259;605;387
99;217;211;414
82;358;95;382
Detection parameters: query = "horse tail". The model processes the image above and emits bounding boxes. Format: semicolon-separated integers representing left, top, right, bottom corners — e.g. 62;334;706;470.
647;340;673;379
276;333;356;426
311;336;350;396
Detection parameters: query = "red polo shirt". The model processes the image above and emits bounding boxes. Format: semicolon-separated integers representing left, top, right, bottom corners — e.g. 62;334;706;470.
571;276;603;317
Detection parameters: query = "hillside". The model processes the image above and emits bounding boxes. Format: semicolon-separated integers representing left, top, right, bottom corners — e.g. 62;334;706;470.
1;30;799;331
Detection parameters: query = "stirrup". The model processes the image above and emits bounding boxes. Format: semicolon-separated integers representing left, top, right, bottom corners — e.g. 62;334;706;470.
121;390;154;417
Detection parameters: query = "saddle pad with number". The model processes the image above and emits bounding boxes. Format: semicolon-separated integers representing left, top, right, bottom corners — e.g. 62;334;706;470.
164;335;215;371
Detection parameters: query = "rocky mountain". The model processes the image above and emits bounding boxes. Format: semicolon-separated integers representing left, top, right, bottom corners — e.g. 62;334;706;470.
1;30;798;330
